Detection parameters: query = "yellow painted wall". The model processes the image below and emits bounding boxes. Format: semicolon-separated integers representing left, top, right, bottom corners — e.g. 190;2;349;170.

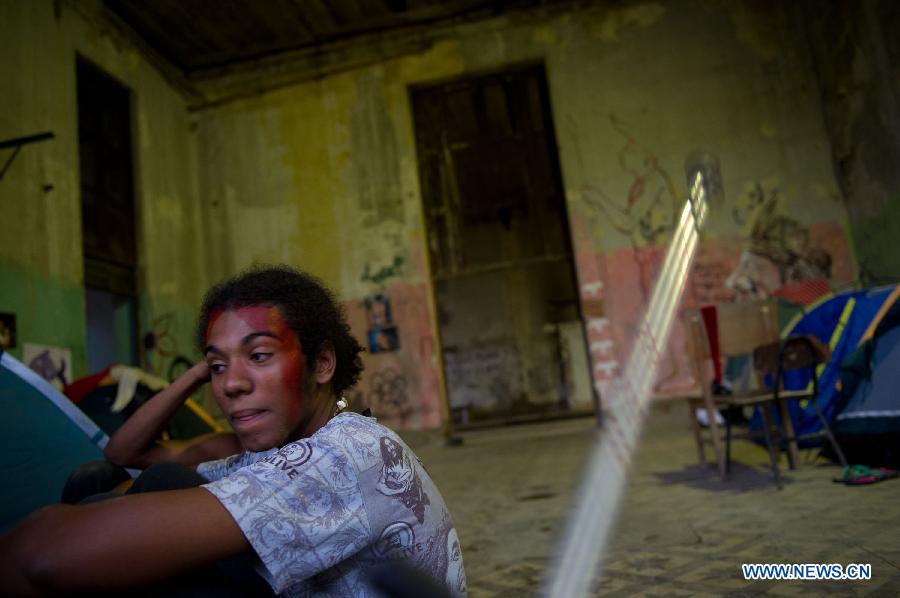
2;0;862;429
197;0;858;425
0;0;207;381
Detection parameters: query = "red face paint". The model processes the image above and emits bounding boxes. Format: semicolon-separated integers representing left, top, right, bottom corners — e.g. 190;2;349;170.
204;305;315;452
231;305;279;331
205;307;226;346
279;337;305;392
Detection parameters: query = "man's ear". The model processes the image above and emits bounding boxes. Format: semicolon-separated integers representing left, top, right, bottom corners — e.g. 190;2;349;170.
314;341;337;385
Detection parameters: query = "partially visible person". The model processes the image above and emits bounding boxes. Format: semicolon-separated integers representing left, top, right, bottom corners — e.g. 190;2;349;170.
1;265;466;596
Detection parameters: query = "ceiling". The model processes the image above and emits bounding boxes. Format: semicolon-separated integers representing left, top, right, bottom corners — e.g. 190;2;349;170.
102;0;549;76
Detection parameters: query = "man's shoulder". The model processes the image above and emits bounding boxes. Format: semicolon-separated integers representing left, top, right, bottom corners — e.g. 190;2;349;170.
236;413;403;483
313;412;397;470
322;412;396;440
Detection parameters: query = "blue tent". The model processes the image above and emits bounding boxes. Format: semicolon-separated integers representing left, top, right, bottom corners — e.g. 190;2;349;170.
829;295;900;466
748;285;899;447
0;351;107;532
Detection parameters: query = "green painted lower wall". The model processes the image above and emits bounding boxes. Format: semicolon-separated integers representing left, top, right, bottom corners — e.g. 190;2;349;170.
136;293;227;424
0;263;87;379
0;263;209;399
1;0;206;390
136;293;202;379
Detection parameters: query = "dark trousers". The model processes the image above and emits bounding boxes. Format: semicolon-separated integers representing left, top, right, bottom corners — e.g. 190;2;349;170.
61;460;208;504
61;461;276;597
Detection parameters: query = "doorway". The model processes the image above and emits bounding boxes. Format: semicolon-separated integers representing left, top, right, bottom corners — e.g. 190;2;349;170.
76;58;139;374
411;64;592;425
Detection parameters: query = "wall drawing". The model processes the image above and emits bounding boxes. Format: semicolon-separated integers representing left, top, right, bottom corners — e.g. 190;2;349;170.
143;312;193;381
581;115;682;301
690;254;737;305
367;367;411;424
23;343;71;390
726;184;833;304
732;180;774;226
573;148;854;398
361;255;406;285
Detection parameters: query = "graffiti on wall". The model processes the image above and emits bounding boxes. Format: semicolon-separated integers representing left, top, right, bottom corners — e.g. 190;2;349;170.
367;367;411;424
726;183;833;304
442;342;523;409
143;313;193;381
344;282;444;430
690;256;737;305
361;255;406;285
579;278;620;400
23;343;71;390
575;169;850;398
581;115;681;301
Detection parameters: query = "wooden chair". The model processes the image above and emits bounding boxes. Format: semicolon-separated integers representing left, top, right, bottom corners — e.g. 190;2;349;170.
685;301;847;488
684;299;785;484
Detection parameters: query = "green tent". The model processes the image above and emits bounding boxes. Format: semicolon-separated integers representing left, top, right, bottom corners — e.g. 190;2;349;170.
0;351;107;532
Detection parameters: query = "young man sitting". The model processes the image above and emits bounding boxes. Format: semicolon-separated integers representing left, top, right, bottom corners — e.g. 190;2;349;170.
1;265;466;596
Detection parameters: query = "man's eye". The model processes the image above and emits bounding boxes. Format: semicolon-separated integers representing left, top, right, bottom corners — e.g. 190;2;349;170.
208;363;225;374
250;352;272;363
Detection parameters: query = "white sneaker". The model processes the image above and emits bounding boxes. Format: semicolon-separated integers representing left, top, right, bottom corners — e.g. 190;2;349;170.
695;408;725;427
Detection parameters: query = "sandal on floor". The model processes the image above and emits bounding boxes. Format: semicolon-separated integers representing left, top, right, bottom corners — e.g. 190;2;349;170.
870;467;899;479
833;465;899;485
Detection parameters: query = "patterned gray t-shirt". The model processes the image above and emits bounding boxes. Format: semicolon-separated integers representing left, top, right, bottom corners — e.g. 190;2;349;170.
198;413;466;597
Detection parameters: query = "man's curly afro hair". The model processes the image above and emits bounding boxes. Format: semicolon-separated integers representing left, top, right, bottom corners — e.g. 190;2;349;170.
196;265;364;396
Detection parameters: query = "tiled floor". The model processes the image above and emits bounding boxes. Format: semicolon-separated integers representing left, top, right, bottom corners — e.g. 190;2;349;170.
405;403;900;596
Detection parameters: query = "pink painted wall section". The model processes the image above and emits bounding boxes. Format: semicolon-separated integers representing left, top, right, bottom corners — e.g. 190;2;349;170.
341;219;854;424
573;246;621;400
572;220;857;397
599;244;696;395
345;281;443;430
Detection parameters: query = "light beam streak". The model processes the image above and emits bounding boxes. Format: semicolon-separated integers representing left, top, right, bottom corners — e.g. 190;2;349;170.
544;172;708;597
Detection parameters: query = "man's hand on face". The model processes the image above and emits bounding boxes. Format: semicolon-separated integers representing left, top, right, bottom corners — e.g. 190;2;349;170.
192;360;212;385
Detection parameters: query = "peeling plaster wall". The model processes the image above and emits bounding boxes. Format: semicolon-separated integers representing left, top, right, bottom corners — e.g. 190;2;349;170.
0;0;206;381
2;0;859;431
198;65;441;428
197;0;858;426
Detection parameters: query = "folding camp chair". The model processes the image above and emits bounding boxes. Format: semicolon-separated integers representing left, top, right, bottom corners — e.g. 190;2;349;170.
752;335;849;482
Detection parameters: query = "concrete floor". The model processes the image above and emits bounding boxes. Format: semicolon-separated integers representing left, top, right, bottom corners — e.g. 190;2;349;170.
405;403;900;596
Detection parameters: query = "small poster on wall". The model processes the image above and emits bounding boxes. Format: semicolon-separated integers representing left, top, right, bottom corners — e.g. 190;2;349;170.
0;313;16;349
23;343;72;390
365;294;400;353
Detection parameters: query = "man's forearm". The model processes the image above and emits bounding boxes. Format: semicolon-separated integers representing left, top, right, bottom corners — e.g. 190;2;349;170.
0;490;251;595
104;362;209;467
0;505;70;596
